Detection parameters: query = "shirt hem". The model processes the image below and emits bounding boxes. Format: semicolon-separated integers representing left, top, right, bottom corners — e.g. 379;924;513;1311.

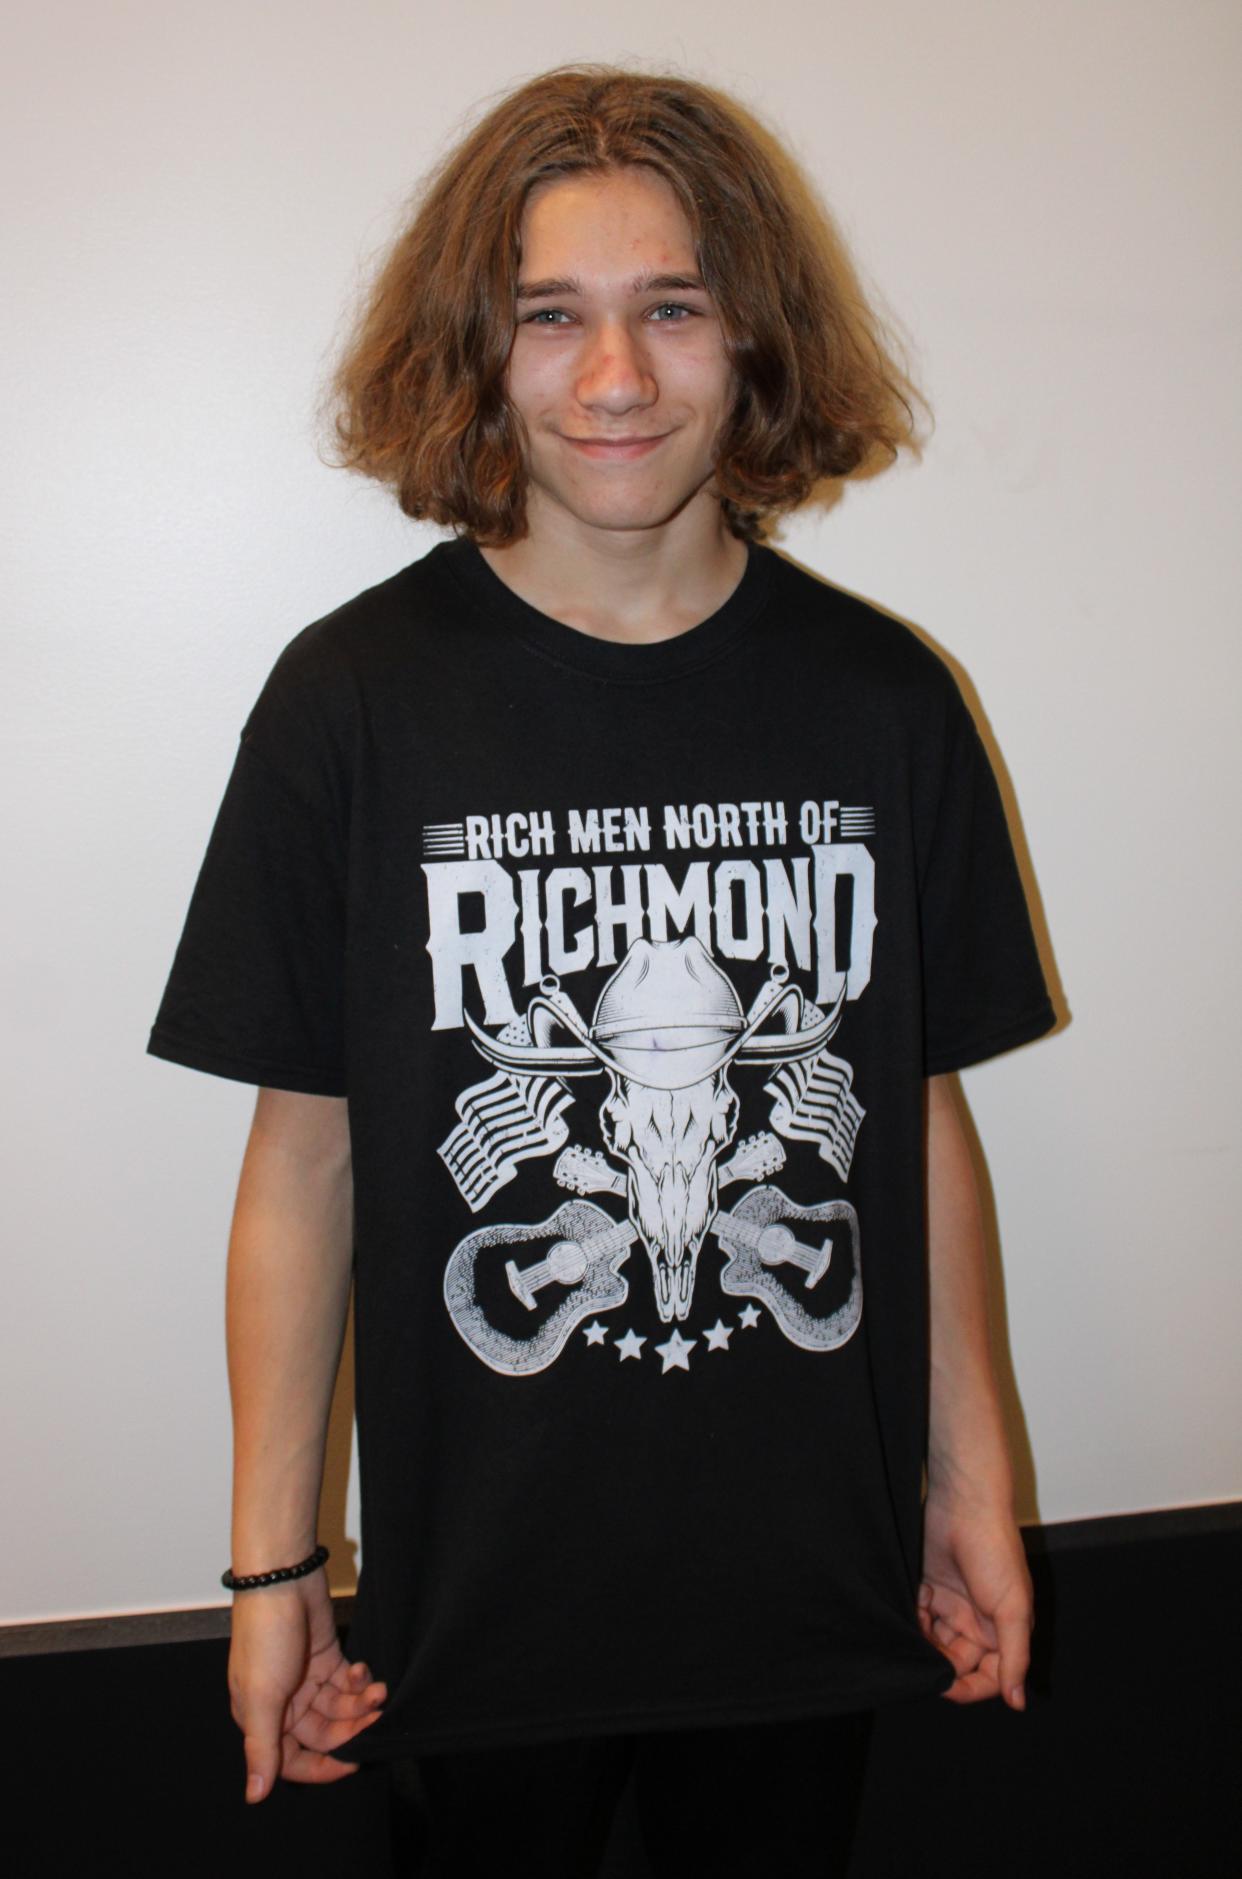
145;1027;347;1097
326;1665;956;1763
923;1000;1057;1077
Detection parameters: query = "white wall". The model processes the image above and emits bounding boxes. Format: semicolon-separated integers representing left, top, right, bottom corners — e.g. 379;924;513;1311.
3;0;1238;1624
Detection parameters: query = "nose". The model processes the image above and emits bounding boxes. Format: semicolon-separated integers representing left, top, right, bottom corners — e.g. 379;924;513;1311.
574;320;657;415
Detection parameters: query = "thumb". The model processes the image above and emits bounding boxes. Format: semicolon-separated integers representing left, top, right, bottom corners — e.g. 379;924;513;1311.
994;1590;1031;1711
242;1701;286;1803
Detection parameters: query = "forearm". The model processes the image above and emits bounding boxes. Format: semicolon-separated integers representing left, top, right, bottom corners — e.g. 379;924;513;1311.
225;1093;354;1574
924;1074;1014;1509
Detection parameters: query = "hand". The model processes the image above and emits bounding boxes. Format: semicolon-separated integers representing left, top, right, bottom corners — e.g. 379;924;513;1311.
917;1489;1033;1710
227;1565;388;1802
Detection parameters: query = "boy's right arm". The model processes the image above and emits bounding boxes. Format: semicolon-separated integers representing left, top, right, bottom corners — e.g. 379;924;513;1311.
225;1087;386;1802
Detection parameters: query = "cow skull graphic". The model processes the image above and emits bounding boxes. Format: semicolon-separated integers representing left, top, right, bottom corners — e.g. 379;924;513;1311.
599;1068;739;1322
463;937;845;1323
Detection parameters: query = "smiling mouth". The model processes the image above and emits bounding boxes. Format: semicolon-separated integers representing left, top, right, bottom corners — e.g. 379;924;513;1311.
560;433;670;458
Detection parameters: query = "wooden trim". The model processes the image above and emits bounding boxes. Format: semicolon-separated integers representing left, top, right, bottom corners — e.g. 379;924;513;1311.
0;1594;356;1659
1022;1498;1242;1551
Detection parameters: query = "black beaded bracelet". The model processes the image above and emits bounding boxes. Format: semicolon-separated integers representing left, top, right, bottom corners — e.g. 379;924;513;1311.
221;1543;329;1591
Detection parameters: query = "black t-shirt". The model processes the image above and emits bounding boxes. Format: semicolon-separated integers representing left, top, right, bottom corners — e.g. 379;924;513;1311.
148;534;1055;1757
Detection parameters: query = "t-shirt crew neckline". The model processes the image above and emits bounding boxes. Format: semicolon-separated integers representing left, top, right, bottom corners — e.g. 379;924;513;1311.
435;533;774;682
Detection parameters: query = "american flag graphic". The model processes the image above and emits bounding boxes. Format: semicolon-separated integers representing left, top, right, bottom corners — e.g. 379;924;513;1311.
762;1050;864;1182
439;1069;575;1213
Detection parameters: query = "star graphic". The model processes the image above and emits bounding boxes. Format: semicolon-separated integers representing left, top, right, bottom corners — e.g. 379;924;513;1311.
582;1320;609;1346
615;1328;646;1361
738;1303;762;1330
702;1319;733;1351
653;1328;696;1373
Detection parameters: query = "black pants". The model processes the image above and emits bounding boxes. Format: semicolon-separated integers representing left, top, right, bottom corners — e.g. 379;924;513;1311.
389;1709;874;1878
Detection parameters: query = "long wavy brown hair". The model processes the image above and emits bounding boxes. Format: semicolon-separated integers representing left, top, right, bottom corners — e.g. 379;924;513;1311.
324;64;922;544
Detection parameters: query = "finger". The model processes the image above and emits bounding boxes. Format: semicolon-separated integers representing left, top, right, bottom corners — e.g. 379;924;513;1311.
328;1657;373;1693
312;1679;388;1721
279;1735;365;1784
921;1576;986;1634
941;1645;1002;1703
284;1666;385;1730
930;1616;985;1675
287;1704;386;1755
928;1590;996;1651
323;1678;388;1713
941;1660;1002;1705
935;1608;984;1653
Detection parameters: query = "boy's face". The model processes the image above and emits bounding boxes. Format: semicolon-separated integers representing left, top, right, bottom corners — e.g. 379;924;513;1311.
505;165;736;541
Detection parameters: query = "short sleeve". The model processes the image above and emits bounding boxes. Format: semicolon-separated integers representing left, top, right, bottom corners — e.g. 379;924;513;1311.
917;685;1054;1076
146;668;348;1096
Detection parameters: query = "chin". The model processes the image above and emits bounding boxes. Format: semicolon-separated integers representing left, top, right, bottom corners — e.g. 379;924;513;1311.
540;482;708;536
572;506;682;533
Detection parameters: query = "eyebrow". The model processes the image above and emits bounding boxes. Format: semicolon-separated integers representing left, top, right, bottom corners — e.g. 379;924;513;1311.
514;271;708;301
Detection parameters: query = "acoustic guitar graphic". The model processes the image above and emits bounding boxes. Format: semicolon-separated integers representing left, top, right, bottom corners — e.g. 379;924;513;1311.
442;1195;635;1377
712;1188;862;1352
443;1133;861;1374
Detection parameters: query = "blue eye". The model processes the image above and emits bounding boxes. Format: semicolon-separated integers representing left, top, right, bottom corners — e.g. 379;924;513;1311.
518;302;699;327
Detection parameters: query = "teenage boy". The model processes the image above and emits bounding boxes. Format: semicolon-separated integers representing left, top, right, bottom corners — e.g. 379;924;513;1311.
148;64;1055;1878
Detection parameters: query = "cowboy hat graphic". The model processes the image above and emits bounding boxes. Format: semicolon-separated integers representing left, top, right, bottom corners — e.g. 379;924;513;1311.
463;936;844;1091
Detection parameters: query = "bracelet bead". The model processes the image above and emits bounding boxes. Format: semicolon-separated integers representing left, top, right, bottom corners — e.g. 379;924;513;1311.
221;1543;329;1591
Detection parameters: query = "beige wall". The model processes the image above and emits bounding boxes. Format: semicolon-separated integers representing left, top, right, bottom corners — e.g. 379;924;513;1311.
3;0;1239;1622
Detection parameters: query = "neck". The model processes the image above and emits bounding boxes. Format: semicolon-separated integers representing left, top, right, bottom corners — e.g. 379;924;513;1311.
477;496;750;646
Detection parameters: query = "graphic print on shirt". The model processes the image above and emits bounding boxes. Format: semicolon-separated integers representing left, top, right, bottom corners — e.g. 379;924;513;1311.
422;799;875;1377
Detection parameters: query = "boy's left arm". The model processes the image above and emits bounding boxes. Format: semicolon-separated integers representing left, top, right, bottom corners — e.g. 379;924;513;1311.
919;1072;1033;1711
